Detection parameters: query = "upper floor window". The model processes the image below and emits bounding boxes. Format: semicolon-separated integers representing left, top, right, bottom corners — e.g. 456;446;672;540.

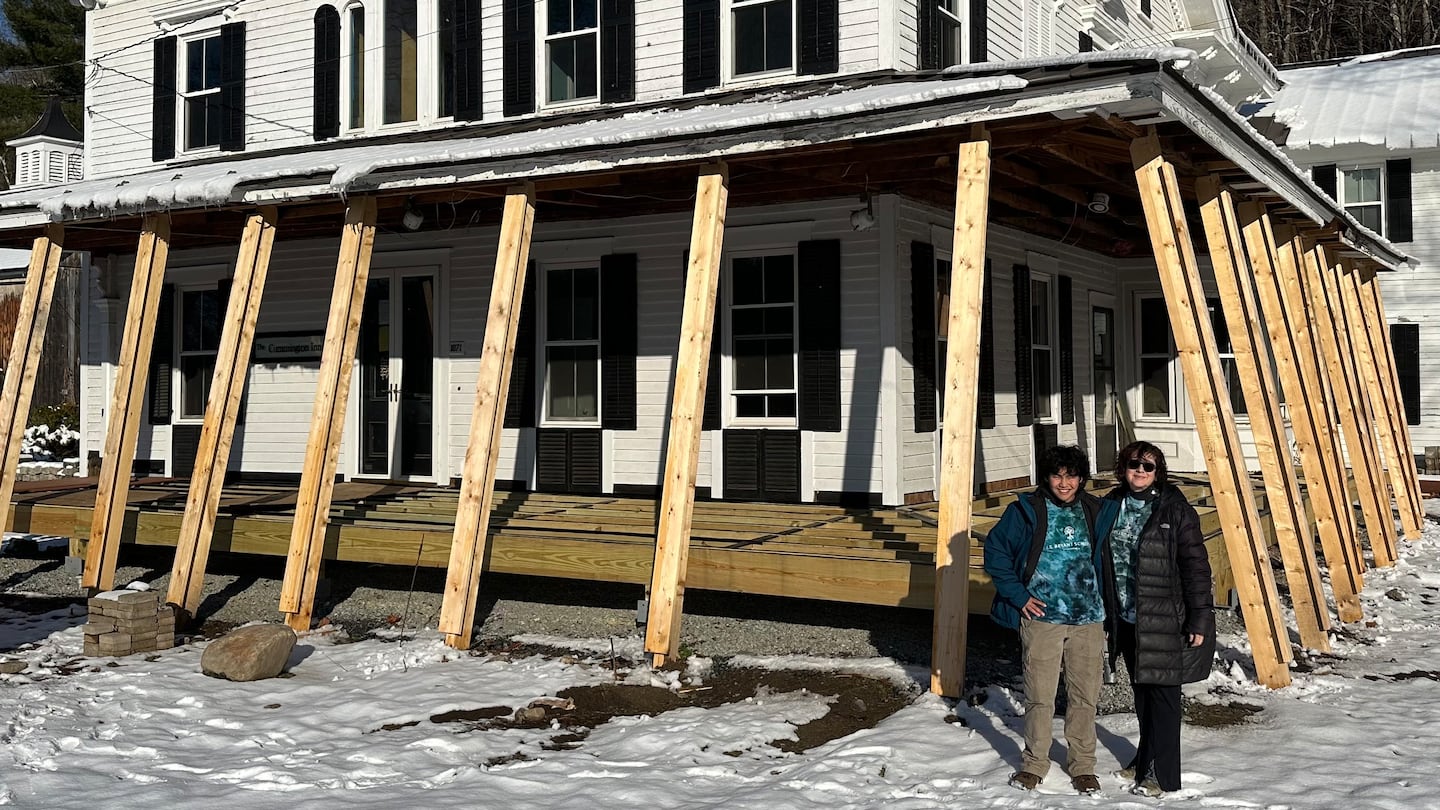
917;0;985;69
682;0;836;94
347;6;366;128
382;0;419;123
1340;166;1383;233
732;0;792;77
1312;160;1413;243
546;0;599;103
183;34;223;150
152;23;246;160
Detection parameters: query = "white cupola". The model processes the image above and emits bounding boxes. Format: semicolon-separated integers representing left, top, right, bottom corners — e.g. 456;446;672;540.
7;98;83;190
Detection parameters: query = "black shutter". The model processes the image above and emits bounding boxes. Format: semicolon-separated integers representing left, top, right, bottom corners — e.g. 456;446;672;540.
601;253;638;430
917;0;939;70
910;242;937;433
968;0;987;63
761;430;801;501
1078;32;1094;52
570;429;602;492
682;0;720;94
798;239;841;432
1141;0;1151;15
172;424;203;478
723;430;761;500
502;0;535;116
504;264;537;428
600;0;635;103
535;429;569;490
152;37;177;162
1313;164;1338;200
1391;323;1421;426
313;8;341;140
1014;264;1033;427
1058;274;1074;424
454;0;483;120
977;258;995;429
219;22;246;152
149;285;175;424
797;0;838;75
1386;158;1413;243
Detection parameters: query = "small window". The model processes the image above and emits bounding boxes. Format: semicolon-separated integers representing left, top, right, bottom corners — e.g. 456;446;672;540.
544;266;601;423
730;253;797;421
179;288;224;419
182;34;223;150
732;0;793;76
937;0;964;66
1341;166;1383;234
347;5;367;128
546;0;599;103
1207;297;1247;416
382;0;418;124
1031;276;1054;420
1138;295;1173;418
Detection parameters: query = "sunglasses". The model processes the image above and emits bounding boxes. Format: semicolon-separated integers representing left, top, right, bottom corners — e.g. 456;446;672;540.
1126;459;1157;473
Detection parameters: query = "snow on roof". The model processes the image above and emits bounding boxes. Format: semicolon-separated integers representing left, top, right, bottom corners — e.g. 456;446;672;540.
1270;47;1440;151
1;74;1026;219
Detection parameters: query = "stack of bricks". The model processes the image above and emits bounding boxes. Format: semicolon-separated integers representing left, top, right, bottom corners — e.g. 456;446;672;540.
84;590;177;657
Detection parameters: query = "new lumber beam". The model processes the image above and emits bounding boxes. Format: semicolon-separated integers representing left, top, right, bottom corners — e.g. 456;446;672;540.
0;224;64;531
1197;179;1328;650
278;198;377;631
437;184;536;649
1303;241;1396;568
167;209;278;619
1131;133;1290;688
1238;206;1362;622
83;216;170;592
646;164;729;667
1358;267;1424;532
931;130;992;698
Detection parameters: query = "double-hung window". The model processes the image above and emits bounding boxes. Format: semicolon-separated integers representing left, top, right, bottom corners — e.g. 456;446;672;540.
182;34;223;151
546;0;598;103
732;0;793;77
936;0;964;67
1138;295;1173;418
1031;275;1054;421
179;287;224;420
382;0;419;124
730;253;797;421
544;266;601;423
346;5;367;129
1207;297;1247;416
1340;167;1383;234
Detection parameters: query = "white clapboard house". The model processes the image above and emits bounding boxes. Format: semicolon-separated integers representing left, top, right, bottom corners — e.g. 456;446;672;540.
0;0;1418;690
1257;47;1439;470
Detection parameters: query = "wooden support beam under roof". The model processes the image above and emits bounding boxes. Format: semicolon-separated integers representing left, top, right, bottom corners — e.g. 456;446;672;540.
1197;177;1330;651
1131;131;1291;689
438;184;536;650
1359;269;1425;531
1239;205;1363;623
84;215;171;593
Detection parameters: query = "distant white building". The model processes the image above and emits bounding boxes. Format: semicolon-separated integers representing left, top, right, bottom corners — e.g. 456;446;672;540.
1262;47;1440;467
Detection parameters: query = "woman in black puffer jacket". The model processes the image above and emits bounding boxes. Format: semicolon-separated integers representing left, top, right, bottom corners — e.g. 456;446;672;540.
1104;441;1215;797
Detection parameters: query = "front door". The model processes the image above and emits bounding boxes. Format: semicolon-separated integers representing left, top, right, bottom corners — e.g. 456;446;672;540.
357;270;436;480
1091;300;1118;474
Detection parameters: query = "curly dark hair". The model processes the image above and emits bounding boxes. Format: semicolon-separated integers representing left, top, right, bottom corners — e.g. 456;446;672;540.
1037;444;1091;484
1114;440;1169;489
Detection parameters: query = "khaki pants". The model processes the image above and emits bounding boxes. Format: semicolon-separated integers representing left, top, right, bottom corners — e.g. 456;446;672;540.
1017;618;1105;779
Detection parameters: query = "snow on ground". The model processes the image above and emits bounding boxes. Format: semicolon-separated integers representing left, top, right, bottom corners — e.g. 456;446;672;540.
4;516;1440;807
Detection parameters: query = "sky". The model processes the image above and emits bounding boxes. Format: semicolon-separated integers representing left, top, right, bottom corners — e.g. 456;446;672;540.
1;511;1439;807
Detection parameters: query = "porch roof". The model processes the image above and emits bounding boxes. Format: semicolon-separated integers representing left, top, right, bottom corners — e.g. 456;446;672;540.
0;49;1409;268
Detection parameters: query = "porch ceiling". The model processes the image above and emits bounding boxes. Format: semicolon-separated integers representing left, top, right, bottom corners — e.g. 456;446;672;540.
0;54;1407;269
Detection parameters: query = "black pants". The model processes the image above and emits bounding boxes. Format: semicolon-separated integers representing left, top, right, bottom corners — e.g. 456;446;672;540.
1117;621;1183;791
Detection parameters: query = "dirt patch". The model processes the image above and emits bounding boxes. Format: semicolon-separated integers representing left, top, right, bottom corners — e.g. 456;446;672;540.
1183;700;1263;728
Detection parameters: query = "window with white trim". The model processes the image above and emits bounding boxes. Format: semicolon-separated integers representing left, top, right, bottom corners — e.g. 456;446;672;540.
731;0;793;77
729;253;797;422
936;0;965;67
346;5;366;129
179;287;224;420
1138;294;1173;418
181;33;223;150
1207;297;1247;416
1031;275;1054;420
543;265;601;424
1339;166;1383;234
382;0;418;123
545;0;599;103
342;0;458;131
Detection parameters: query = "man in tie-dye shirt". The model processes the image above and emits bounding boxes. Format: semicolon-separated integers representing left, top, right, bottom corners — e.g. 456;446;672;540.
983;445;1119;796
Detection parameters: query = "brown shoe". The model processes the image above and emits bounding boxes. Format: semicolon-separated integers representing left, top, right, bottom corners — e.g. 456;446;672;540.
1008;772;1042;791
1072;774;1102;795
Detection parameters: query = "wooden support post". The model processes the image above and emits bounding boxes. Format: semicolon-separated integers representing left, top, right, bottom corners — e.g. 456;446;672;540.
1358;267;1425;533
1278;231;1366;577
1338;260;1419;545
437;185;536;650
646;164;729;668
167;209;278;618
930;131;991;698
1197;179;1329;650
0;225;64;529
1239;206;1363;623
278;198;377;632
82;216;170;592
1303;241;1396;568
1131;134;1290;688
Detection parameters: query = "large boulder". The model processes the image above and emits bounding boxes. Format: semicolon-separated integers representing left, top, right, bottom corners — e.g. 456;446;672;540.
201;624;297;682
